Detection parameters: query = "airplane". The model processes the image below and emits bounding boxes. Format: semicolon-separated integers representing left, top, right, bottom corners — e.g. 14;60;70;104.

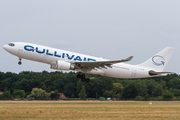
3;42;175;82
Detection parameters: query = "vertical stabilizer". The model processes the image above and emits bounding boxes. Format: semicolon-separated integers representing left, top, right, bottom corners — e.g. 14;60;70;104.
139;47;175;72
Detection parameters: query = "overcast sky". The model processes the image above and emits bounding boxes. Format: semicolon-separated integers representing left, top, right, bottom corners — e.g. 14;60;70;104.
0;0;180;74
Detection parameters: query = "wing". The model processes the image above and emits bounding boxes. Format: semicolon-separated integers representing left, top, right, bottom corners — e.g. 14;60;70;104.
72;56;133;70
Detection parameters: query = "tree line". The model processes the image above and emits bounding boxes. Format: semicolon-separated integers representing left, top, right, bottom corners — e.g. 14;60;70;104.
0;71;180;99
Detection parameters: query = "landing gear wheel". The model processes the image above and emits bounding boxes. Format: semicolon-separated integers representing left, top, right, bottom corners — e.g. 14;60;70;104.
81;74;86;79
77;74;81;78
18;61;22;65
18;58;22;65
77;73;90;82
81;78;85;82
86;78;90;82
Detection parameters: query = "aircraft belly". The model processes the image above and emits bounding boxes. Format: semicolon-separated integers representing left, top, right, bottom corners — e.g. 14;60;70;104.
88;69;104;76
103;66;132;78
135;68;151;78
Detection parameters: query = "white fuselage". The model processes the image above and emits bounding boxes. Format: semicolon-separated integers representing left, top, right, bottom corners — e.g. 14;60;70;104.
3;42;155;78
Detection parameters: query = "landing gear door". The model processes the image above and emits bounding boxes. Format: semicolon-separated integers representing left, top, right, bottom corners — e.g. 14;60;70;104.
131;67;137;78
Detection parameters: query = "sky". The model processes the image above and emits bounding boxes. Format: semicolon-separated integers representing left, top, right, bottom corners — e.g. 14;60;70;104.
0;0;180;74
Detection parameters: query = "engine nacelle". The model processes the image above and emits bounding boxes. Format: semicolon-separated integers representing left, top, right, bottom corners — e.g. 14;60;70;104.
50;60;73;71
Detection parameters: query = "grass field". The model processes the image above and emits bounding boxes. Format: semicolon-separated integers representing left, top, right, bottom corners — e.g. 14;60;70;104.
0;101;180;120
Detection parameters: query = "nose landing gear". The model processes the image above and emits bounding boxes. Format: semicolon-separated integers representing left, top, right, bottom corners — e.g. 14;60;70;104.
18;58;22;65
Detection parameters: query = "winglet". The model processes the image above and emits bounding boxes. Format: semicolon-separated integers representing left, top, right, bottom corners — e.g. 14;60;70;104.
124;56;133;62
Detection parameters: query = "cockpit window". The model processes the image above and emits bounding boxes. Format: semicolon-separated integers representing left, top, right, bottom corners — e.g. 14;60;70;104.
8;43;15;47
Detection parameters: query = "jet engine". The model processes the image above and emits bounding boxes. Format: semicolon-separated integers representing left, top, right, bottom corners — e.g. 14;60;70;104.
50;60;75;71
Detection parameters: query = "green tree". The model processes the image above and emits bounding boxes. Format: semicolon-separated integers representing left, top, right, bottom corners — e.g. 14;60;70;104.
49;90;60;99
41;84;47;92
135;95;142;100
78;86;87;99
169;89;180;97
64;82;76;97
121;81;148;98
14;78;32;93
168;78;180;89
1;78;12;92
145;80;157;97
2;91;12;99
12;90;26;98
121;82;138;98
47;86;51;93
0;94;4;99
113;83;123;98
144;94;150;99
27;88;47;99
4;87;8;92
77;80;84;94
103;90;114;98
163;92;174;99
162;73;179;83
0;71;179;99
152;84;163;97
135;81;148;97
160;80;167;90
71;94;75;98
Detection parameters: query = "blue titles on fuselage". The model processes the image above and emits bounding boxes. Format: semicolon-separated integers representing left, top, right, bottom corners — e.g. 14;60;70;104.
24;45;96;61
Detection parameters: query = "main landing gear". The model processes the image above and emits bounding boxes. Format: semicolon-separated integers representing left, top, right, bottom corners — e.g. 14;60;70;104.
77;73;90;82
18;58;22;65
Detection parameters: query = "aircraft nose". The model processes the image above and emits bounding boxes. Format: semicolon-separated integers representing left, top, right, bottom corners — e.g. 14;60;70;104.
3;45;8;51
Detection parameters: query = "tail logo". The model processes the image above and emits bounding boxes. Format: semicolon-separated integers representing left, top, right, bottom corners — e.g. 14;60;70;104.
152;55;165;66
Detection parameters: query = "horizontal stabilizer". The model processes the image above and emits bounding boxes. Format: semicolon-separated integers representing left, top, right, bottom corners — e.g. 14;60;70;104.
149;70;173;76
